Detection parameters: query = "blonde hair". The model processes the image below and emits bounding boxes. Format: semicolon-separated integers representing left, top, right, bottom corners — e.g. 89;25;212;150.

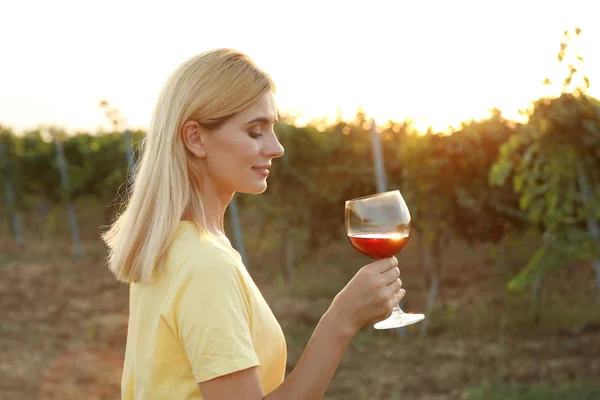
102;48;275;284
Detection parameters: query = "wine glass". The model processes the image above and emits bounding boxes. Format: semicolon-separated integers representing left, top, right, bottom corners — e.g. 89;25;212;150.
345;190;425;329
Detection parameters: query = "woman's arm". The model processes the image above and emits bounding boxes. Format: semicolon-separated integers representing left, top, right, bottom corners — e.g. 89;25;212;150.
264;307;355;400
199;257;404;400
199;309;352;400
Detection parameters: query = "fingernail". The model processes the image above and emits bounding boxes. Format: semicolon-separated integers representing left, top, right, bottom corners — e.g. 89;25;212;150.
400;289;406;296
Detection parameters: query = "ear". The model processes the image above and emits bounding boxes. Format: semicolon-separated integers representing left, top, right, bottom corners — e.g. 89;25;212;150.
181;120;207;158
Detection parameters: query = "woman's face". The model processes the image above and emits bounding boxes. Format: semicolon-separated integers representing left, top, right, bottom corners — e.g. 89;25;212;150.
198;91;284;196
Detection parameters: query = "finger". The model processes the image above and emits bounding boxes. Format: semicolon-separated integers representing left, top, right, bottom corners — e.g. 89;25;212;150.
387;285;406;301
395;288;407;302
388;276;402;290
385;278;402;295
372;256;398;273
380;267;400;285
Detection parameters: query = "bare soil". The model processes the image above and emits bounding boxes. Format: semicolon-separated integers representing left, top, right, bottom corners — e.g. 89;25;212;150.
1;236;598;400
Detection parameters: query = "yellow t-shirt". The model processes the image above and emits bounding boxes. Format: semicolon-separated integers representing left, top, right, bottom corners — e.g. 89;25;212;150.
121;221;287;399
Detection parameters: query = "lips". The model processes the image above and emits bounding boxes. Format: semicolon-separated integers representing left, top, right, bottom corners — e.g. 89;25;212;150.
252;165;270;177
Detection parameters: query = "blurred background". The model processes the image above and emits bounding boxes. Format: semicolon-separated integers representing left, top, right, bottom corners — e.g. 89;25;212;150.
1;1;599;399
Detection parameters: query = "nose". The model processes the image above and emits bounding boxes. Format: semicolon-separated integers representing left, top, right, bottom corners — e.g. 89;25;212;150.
263;133;285;159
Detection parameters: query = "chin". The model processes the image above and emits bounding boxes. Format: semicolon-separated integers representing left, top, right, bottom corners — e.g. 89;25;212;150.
240;182;268;195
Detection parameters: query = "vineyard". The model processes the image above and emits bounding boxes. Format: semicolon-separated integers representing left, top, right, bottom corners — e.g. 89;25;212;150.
1;29;600;399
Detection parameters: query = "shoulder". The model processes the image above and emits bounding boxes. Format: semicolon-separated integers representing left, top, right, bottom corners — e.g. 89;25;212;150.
171;239;245;291
162;240;253;322
167;223;241;277
162;223;248;300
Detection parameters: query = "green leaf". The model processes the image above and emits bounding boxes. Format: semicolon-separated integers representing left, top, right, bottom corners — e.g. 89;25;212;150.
508;246;548;290
513;174;524;192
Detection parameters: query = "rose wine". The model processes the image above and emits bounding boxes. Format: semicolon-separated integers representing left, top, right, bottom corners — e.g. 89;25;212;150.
347;232;410;259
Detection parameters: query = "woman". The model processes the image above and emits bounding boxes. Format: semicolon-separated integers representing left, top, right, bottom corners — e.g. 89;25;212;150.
102;48;405;400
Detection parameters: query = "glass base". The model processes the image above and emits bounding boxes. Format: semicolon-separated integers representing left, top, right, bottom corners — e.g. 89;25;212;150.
373;309;425;329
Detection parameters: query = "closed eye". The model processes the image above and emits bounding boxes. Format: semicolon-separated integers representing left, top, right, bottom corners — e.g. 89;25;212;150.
247;125;263;138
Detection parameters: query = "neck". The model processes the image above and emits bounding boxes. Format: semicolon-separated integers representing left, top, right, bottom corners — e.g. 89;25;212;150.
192;181;233;238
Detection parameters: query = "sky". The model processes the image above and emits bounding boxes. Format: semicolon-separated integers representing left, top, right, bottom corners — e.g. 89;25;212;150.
1;0;598;134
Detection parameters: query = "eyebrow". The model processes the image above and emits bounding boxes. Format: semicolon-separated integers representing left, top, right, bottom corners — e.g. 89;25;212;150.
244;116;278;125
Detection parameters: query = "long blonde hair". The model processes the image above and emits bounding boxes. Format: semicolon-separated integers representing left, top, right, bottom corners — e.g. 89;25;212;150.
102;48;275;284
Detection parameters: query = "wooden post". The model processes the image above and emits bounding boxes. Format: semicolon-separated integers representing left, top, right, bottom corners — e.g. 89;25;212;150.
123;130;135;184
369;118;406;337
577;163;600;301
0;140;24;244
369;119;387;193
229;195;250;270
54;135;84;259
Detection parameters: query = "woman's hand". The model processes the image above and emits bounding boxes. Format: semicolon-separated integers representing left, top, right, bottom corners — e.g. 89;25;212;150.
328;257;405;336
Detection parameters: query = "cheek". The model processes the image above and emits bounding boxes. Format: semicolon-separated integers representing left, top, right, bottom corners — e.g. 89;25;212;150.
234;139;261;163
207;137;259;175
212;142;255;174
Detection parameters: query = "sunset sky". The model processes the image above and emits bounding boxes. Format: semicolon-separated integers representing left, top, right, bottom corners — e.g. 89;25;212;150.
1;0;598;134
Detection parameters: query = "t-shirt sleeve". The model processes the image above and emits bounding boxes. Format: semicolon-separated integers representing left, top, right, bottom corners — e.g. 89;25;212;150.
167;247;260;383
